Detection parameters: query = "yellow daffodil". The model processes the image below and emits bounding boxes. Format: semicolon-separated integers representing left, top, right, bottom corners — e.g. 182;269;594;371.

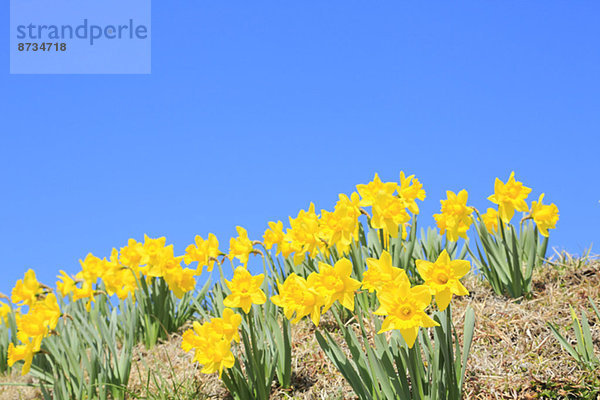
271;273;324;325
398;171;426;215
182;327;234;378
164;267;196;299
308;258;361;312
416;250;470;311
184;233;220;275
529;194;559;237
181;309;241;378
71;279;95;311
12;269;42;307
56;270;77;298
371;192;411;238
7;339;37;375
197;337;236;377
433;190;474;242
318;193;361;255
488;172;531;223
263;221;285;252
142;234;168;266
223;266;266;313
356;173;398;207
481;208;500;233
210;308;243;343
374;270;438;348
287;203;321;264
229;226;254;266
362;250;404;293
119;238;146;268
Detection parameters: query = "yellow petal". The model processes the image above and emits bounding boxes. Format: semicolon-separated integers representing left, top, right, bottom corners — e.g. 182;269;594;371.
400;327;419;348
435;288;452;311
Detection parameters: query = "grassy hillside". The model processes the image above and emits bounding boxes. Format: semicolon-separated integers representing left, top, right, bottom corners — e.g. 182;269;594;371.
3;254;598;400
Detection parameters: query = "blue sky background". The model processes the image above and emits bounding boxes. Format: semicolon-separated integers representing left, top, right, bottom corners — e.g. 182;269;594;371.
1;2;598;296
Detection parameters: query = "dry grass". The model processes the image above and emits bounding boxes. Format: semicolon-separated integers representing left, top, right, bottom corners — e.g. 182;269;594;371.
1;256;599;399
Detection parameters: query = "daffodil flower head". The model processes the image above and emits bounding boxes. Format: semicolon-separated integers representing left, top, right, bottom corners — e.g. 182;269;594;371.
433;189;474;242
356;173;398;207
11;269;43;307
184;233;220;275
416;250;470;311
398;171;426;215
481;208;500;233
308;258;361;312
8;339;37;375
56;270;77;298
362;250;405;293
287;203;321;263
223;266;266;313
211;308;242;343
529;194;559;237
271;273;324;325
142;234;168;267
487;172;532;223
181;320;236;378
119;238;145;268
263;221;285;252
370;192;411;238
374;272;438;348
228;226;254;266
318;193;362;255
164;267;196;299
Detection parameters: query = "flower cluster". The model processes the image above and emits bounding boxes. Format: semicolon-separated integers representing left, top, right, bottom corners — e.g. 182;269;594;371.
433;172;559;241
434;190;474;242
181;308;242;377
271;258;361;326
8;270;60;375
2;170;560;385
263;172;425;266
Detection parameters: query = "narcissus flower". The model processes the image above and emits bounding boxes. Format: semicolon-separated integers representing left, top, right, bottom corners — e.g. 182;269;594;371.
7;339;37;375
416;250;470;311
56;270;77;298
223;266;266;313
271;273;324;325
356;173;398;207
488;172;531;223
287;203;321;264
229;226;254;266
184;233;220;275
142;234;168;266
397;171;426;215
374;270;438;348
371;192;411;238
529;194;559;237
12;269;43;307
209;308;243;343
263;221;285;252
480;208;500;233
308;258;361;312
362;250;404;293
318;193;361;255
119;238;145;268
433;190;474;242
181;310;240;378
163;267;196;299
16;293;60;345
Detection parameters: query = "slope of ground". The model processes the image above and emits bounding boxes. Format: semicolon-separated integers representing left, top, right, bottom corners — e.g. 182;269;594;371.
1;255;599;399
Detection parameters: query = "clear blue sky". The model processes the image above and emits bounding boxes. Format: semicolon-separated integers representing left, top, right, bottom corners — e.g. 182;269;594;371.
1;2;598;296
